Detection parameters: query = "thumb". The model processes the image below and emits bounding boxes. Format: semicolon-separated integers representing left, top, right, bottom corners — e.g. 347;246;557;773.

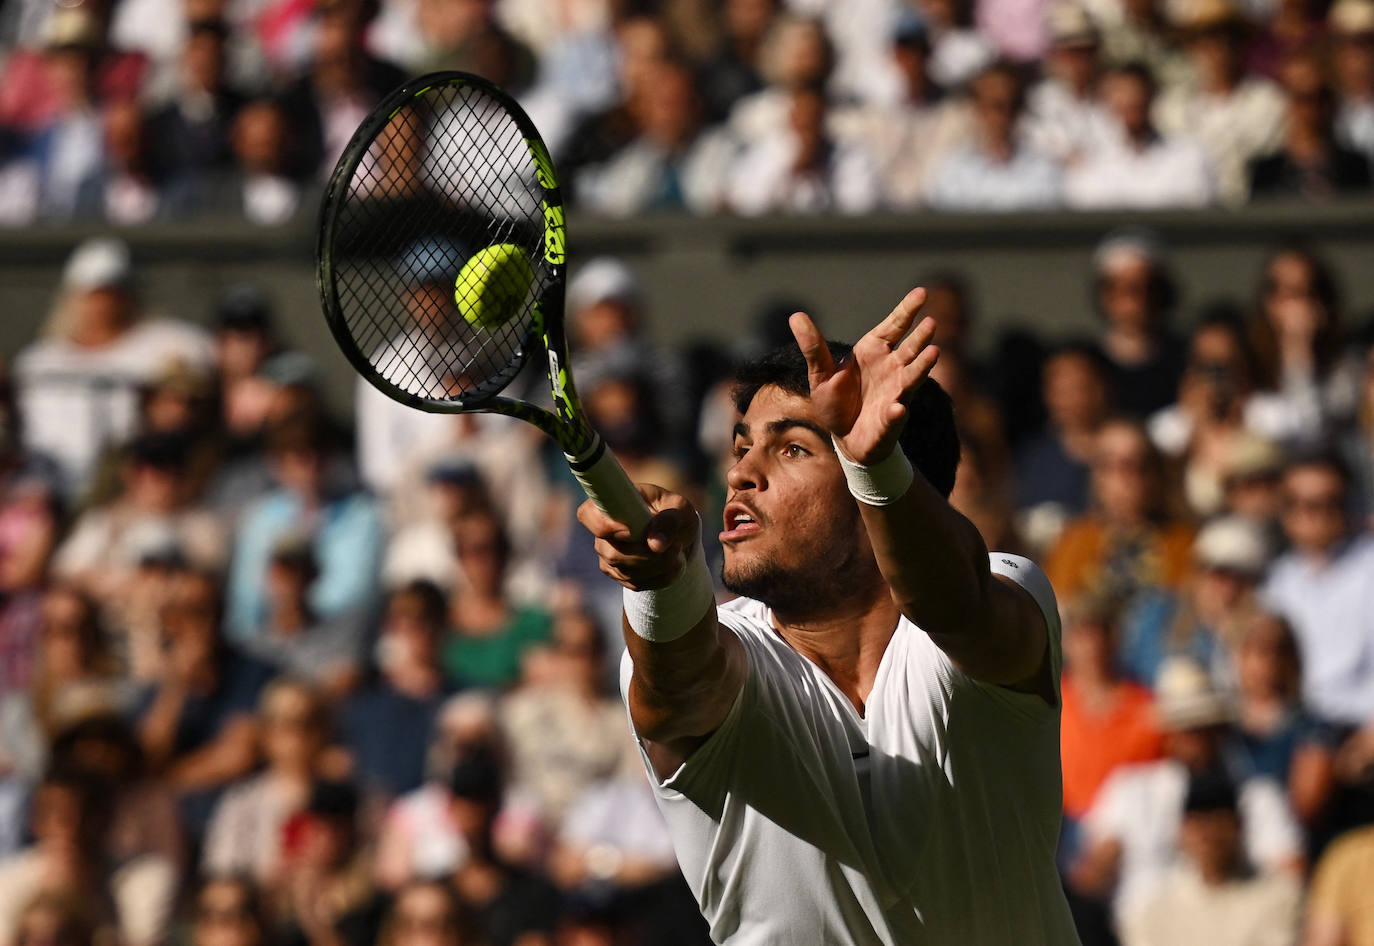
645;506;687;554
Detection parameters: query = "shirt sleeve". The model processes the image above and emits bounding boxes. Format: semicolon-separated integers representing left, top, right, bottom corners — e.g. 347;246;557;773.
1239;776;1303;871
988;552;1064;704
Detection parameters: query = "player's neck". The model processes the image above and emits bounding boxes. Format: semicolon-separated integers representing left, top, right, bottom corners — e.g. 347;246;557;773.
772;593;902;717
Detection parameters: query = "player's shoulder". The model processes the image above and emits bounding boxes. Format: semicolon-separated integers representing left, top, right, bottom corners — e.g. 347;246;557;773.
988;552;1060;632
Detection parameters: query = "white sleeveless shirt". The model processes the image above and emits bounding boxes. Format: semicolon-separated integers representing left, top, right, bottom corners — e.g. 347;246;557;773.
620;554;1081;945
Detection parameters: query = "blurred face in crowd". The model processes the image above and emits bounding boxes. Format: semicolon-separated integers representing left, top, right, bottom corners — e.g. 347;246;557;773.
272;443;325;498
45;49;96;111
1090;421;1156;525
1043;351;1108;434
104;99;151;174
383;589;442;667
1262;251;1330;345
40;588;98;681
550;610;606;693
920;282;970;351
71;286;136;344
160;574;222;681
1334;28;1374;97
1062;605;1116;679
1235;611;1300;702
788;87;827;169
417;0;492;49
127;458;184;513
1281;463;1349;555
1049;40;1099;95
31;782;92;850
407;280;460;336
184;26;227;95
454;513;508;596
1191;561;1258;627
1164;724;1222;771
617;17;672;97
1188;26;1244;90
1184;323;1251;418
233;102;288;176
1096;252;1157;335
15;901;87;946
1180;807;1242;880
1223;467;1283;522
296;812;354;871
144;382;203;432
386;883;465;946
1101;69;1153;143
767;17;831;89
637;62;700;151
892;36;932;101
971;68;1023;153
726;0;778;48
573;299;637;351
266;557;314;612
261;682;327;773
194;880;262;946
218;325;272;381
1282;56;1334;140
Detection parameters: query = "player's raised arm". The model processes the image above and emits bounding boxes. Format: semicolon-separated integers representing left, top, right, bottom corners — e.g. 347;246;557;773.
791;290;1050;693
577;486;746;776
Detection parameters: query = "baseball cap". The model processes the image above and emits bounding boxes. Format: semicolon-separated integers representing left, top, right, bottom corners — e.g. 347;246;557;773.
63;238;132;292
1092;228;1164;274
425;457;483;487
1048;3;1099;48
1173;0;1248;33
892;9;930;48
1194;516;1270;577
1154;656;1232;731
567;258;640;314
398;237;467;287
215;283;274;331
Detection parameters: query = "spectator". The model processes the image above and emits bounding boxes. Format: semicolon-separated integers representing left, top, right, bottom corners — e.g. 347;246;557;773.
14;238;214;497
499;609;634;824
548;774;678;901
1120;771;1302;946
726;15;834;149
445;748;560;946
342;582;452;797
698;0;779;123
575;59;734;216
1097;0;1191;93
1089;230;1186;419
444;509;553;690
1261;452;1374;729
1304;823;1374;946
1044;417;1194;602
189;98;302;225
1248;245;1363;446
73;99;175;225
1059;593;1163;828
1071;657;1303;936
1155;0;1285;205
1249;53;1374;201
189;877;270;946
225;413;382;640
925;61;1063;210
915;0;996;88
725;85;881;215
9;893;96;946
1015;343;1112;537
146;19;244;183
1024;4;1112;165
402;0;536;87
830;16;969;210
1332;0;1374;164
1217;433;1288;536
1118;515;1270;689
1249;0;1327;80
242;537;364;698
136;571;273;834
377;881;477;946
202;679;335;884
1066;62;1216;209
1229;608;1338;830
0;768;176;946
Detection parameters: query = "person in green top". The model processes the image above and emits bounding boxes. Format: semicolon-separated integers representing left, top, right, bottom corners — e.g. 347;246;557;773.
441;507;552;687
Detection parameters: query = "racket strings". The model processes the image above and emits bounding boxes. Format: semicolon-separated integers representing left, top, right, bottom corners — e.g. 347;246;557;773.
330;80;552;404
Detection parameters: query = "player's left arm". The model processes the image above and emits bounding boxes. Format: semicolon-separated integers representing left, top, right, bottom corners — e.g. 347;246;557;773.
792;289;1051;694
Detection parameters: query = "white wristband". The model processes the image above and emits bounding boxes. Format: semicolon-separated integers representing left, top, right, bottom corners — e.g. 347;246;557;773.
622;538;714;643
833;437;915;506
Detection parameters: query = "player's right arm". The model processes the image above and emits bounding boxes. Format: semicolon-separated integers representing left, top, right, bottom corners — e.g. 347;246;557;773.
578;485;746;779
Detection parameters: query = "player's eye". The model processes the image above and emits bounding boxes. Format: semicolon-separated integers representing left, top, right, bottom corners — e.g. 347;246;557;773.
783;443;809;459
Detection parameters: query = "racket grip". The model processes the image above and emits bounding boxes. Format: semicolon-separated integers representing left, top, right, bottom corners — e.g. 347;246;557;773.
567;438;654;539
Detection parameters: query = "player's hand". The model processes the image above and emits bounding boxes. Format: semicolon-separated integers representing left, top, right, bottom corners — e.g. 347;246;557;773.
790;287;940;464
577;484;700;592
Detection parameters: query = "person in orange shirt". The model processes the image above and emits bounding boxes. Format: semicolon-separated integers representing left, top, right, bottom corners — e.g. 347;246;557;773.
1060;592;1165;823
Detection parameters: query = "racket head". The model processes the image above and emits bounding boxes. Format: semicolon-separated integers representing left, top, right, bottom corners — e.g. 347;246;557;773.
317;72;571;419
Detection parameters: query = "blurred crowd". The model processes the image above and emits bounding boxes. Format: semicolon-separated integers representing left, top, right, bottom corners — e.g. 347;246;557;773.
7;0;1374;224
2;224;1374;946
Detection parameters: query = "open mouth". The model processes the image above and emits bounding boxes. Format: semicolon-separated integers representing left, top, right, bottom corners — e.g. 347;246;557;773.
720;503;762;542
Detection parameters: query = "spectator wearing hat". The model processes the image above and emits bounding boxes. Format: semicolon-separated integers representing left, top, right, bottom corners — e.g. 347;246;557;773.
1070;656;1302;937
1024;4;1114;165
225;413;382;640
925;60;1064;210
1096;0;1191;95
14;238;214;498
1332;0;1374;164
914;0;997;90
1066;61;1216;209
342;582;453;798
1227;608;1339;831
1121;771;1302;946
1059;593;1164;831
1154;0;1285;205
1305;822;1374;946
1249;52;1374;201
1262;452;1374;730
241;536;365;699
1217;433;1287;537
1089;229;1186;419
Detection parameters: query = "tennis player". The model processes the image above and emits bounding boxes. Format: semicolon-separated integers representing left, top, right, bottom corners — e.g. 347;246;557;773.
577;288;1080;945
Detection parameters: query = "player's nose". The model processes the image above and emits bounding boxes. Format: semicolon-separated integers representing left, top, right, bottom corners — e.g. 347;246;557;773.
725;452;763;492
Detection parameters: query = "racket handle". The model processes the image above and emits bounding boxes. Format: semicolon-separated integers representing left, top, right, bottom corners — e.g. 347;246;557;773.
567;438;654;539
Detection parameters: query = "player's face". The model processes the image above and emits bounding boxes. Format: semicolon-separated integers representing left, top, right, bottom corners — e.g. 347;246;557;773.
721;386;877;617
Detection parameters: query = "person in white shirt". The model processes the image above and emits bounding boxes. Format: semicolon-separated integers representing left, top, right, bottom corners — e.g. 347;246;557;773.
1070;657;1303;938
1067;62;1216;209
1024;4;1115;165
14;238;215;498
576;288;1079;943
926;61;1064;211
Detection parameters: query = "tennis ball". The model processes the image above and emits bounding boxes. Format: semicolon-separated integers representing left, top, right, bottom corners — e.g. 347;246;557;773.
455;243;535;330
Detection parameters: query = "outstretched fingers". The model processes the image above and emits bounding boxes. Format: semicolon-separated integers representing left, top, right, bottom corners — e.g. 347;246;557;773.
870;287;928;347
789;311;835;391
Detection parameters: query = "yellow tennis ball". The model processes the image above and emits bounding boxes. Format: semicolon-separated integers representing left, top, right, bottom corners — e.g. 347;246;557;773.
455;243;535;329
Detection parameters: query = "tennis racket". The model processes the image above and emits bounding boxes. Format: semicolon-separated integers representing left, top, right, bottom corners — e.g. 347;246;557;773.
317;71;652;536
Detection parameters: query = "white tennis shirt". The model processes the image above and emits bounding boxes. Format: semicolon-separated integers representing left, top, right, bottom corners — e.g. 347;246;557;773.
620;554;1081;945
